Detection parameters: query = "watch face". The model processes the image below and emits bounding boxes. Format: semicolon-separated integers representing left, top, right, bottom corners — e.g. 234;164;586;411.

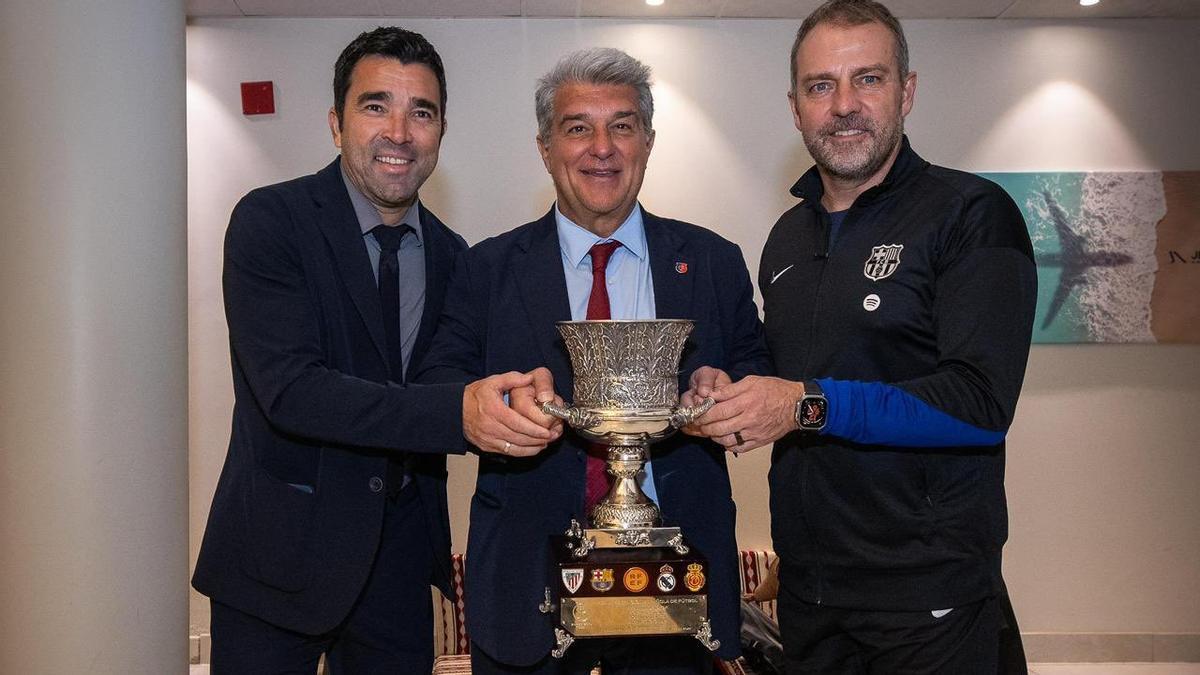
799;398;827;428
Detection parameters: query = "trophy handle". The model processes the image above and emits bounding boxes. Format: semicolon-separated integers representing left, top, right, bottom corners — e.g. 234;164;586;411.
540;400;601;429
669;397;715;429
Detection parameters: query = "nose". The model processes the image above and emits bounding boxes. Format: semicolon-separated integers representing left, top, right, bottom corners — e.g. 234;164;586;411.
831;83;861;117
383;113;412;144
589;127;614;158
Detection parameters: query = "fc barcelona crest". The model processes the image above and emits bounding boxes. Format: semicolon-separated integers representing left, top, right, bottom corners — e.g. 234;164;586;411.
590;568;615;593
863;244;904;281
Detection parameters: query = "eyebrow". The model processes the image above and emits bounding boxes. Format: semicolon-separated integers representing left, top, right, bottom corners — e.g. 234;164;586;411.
411;96;442;117
355;91;442;117
803;63;891;83
356;91;391;106
559;110;638;124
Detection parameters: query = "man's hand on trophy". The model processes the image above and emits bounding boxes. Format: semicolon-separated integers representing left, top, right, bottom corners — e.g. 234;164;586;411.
679;366;731;437
694;375;806;452
463;371;560;457
510;367;565;438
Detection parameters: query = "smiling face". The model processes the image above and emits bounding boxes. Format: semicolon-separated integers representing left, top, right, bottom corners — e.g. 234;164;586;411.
329;55;444;224
536;82;654;237
789;20;915;187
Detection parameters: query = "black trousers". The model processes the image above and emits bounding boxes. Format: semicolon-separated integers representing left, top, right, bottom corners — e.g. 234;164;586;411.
210;486;435;675
777;586;1002;675
470;635;715;675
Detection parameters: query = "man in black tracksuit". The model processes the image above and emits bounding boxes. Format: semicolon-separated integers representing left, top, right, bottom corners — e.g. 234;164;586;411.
684;1;1037;672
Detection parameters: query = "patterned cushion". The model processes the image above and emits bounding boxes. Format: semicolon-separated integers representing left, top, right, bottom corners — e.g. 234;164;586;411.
431;654;472;674
433;553;469;656
737;549;779;622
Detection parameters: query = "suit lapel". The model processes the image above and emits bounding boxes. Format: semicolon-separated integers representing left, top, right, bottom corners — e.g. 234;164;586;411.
411;204;453;369
312;159;389;367
514;210;575;393
645;211;694;320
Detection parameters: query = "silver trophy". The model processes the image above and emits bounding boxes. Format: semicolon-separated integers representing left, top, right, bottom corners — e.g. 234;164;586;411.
540;319;719;655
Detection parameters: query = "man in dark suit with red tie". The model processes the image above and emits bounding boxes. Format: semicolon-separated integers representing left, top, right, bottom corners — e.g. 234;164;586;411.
192;27;557;674
416;47;772;674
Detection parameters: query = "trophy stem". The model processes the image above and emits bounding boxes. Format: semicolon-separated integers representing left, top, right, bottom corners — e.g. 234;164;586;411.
590;441;660;530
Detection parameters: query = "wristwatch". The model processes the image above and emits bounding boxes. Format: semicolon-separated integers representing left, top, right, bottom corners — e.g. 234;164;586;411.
794;380;828;433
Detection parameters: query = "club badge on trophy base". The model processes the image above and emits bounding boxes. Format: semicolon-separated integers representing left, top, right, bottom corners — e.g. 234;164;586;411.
539;319;720;658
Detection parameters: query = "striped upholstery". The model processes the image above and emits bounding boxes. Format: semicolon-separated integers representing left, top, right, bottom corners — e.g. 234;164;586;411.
738;549;779;621
434;553;469;656
432;550;779;672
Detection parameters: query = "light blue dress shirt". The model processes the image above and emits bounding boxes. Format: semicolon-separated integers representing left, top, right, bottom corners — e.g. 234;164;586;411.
340;169;426;382
555;203;660;504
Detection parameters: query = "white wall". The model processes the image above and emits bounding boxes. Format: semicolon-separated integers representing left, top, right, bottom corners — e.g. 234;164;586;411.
187;17;1200;640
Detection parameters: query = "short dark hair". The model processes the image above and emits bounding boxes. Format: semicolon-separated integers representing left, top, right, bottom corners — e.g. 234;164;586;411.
333;26;447;127
789;0;909;94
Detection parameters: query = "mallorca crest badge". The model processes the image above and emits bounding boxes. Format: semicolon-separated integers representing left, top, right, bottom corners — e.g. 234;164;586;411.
561;568;584;595
684;563;706;592
863;244;904;281
590;568;615;593
675;261;688;274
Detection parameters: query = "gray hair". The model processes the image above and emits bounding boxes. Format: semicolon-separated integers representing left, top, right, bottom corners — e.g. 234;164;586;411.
535;47;654;141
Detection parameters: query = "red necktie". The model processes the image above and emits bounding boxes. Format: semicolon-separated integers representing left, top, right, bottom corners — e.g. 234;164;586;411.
584;241;622;514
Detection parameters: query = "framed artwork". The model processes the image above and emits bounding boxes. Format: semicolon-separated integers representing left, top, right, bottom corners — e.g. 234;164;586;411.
981;171;1200;343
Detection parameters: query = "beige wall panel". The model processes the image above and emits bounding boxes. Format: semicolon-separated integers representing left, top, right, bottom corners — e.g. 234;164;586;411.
187;17;1200;639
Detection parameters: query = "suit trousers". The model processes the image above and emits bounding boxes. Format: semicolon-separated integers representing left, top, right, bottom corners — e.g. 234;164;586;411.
210;485;435;675
777;584;1001;675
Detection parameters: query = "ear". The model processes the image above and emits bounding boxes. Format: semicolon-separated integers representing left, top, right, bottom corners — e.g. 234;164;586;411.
900;71;917;119
328;107;342;149
440;116;448;139
536;135;552;173
787;92;803;132
645;128;655;153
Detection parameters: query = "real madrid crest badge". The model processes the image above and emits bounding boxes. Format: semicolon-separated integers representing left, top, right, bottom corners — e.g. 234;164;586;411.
656;564;677;593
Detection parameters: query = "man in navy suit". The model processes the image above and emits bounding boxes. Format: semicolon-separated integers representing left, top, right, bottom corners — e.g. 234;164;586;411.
192;27;558;674
417;47;772;674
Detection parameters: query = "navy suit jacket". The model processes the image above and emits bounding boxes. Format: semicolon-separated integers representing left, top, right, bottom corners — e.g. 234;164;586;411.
416;208;771;664
192;158;468;634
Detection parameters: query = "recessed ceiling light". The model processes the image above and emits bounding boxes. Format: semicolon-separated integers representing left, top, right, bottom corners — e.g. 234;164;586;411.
1080;0;1100;6
646;0;665;6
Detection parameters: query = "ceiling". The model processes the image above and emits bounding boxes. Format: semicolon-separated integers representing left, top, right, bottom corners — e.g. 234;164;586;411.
187;0;1200;20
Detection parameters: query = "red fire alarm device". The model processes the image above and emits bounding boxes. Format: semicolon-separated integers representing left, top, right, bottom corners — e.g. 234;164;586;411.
241;81;275;115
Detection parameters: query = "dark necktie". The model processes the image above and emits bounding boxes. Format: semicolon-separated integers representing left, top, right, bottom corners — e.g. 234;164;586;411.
584;241;623;514
371;224;411;383
371;224;412;497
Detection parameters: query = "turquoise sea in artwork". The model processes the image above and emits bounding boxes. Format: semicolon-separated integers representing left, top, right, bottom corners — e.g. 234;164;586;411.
979;172;1160;344
981;172;1086;343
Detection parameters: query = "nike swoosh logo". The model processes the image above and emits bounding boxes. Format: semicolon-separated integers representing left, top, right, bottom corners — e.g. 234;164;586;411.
770;265;795;284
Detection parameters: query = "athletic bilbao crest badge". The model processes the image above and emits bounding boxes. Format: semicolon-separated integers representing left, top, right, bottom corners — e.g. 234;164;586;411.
562;568;584;595
863;244;903;281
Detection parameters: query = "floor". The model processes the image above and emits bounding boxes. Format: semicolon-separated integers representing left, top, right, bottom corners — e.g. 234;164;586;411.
1027;662;1200;667
191;664;1200;674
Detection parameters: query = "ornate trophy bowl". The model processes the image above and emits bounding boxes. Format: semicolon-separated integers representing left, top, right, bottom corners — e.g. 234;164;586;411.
539;320;719;657
541;319;713;532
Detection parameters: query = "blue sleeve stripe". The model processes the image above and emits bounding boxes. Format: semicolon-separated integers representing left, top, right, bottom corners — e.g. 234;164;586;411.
819;378;1005;447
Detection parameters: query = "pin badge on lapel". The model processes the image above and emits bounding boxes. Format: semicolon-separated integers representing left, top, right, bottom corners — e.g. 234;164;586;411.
674;262;688;274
